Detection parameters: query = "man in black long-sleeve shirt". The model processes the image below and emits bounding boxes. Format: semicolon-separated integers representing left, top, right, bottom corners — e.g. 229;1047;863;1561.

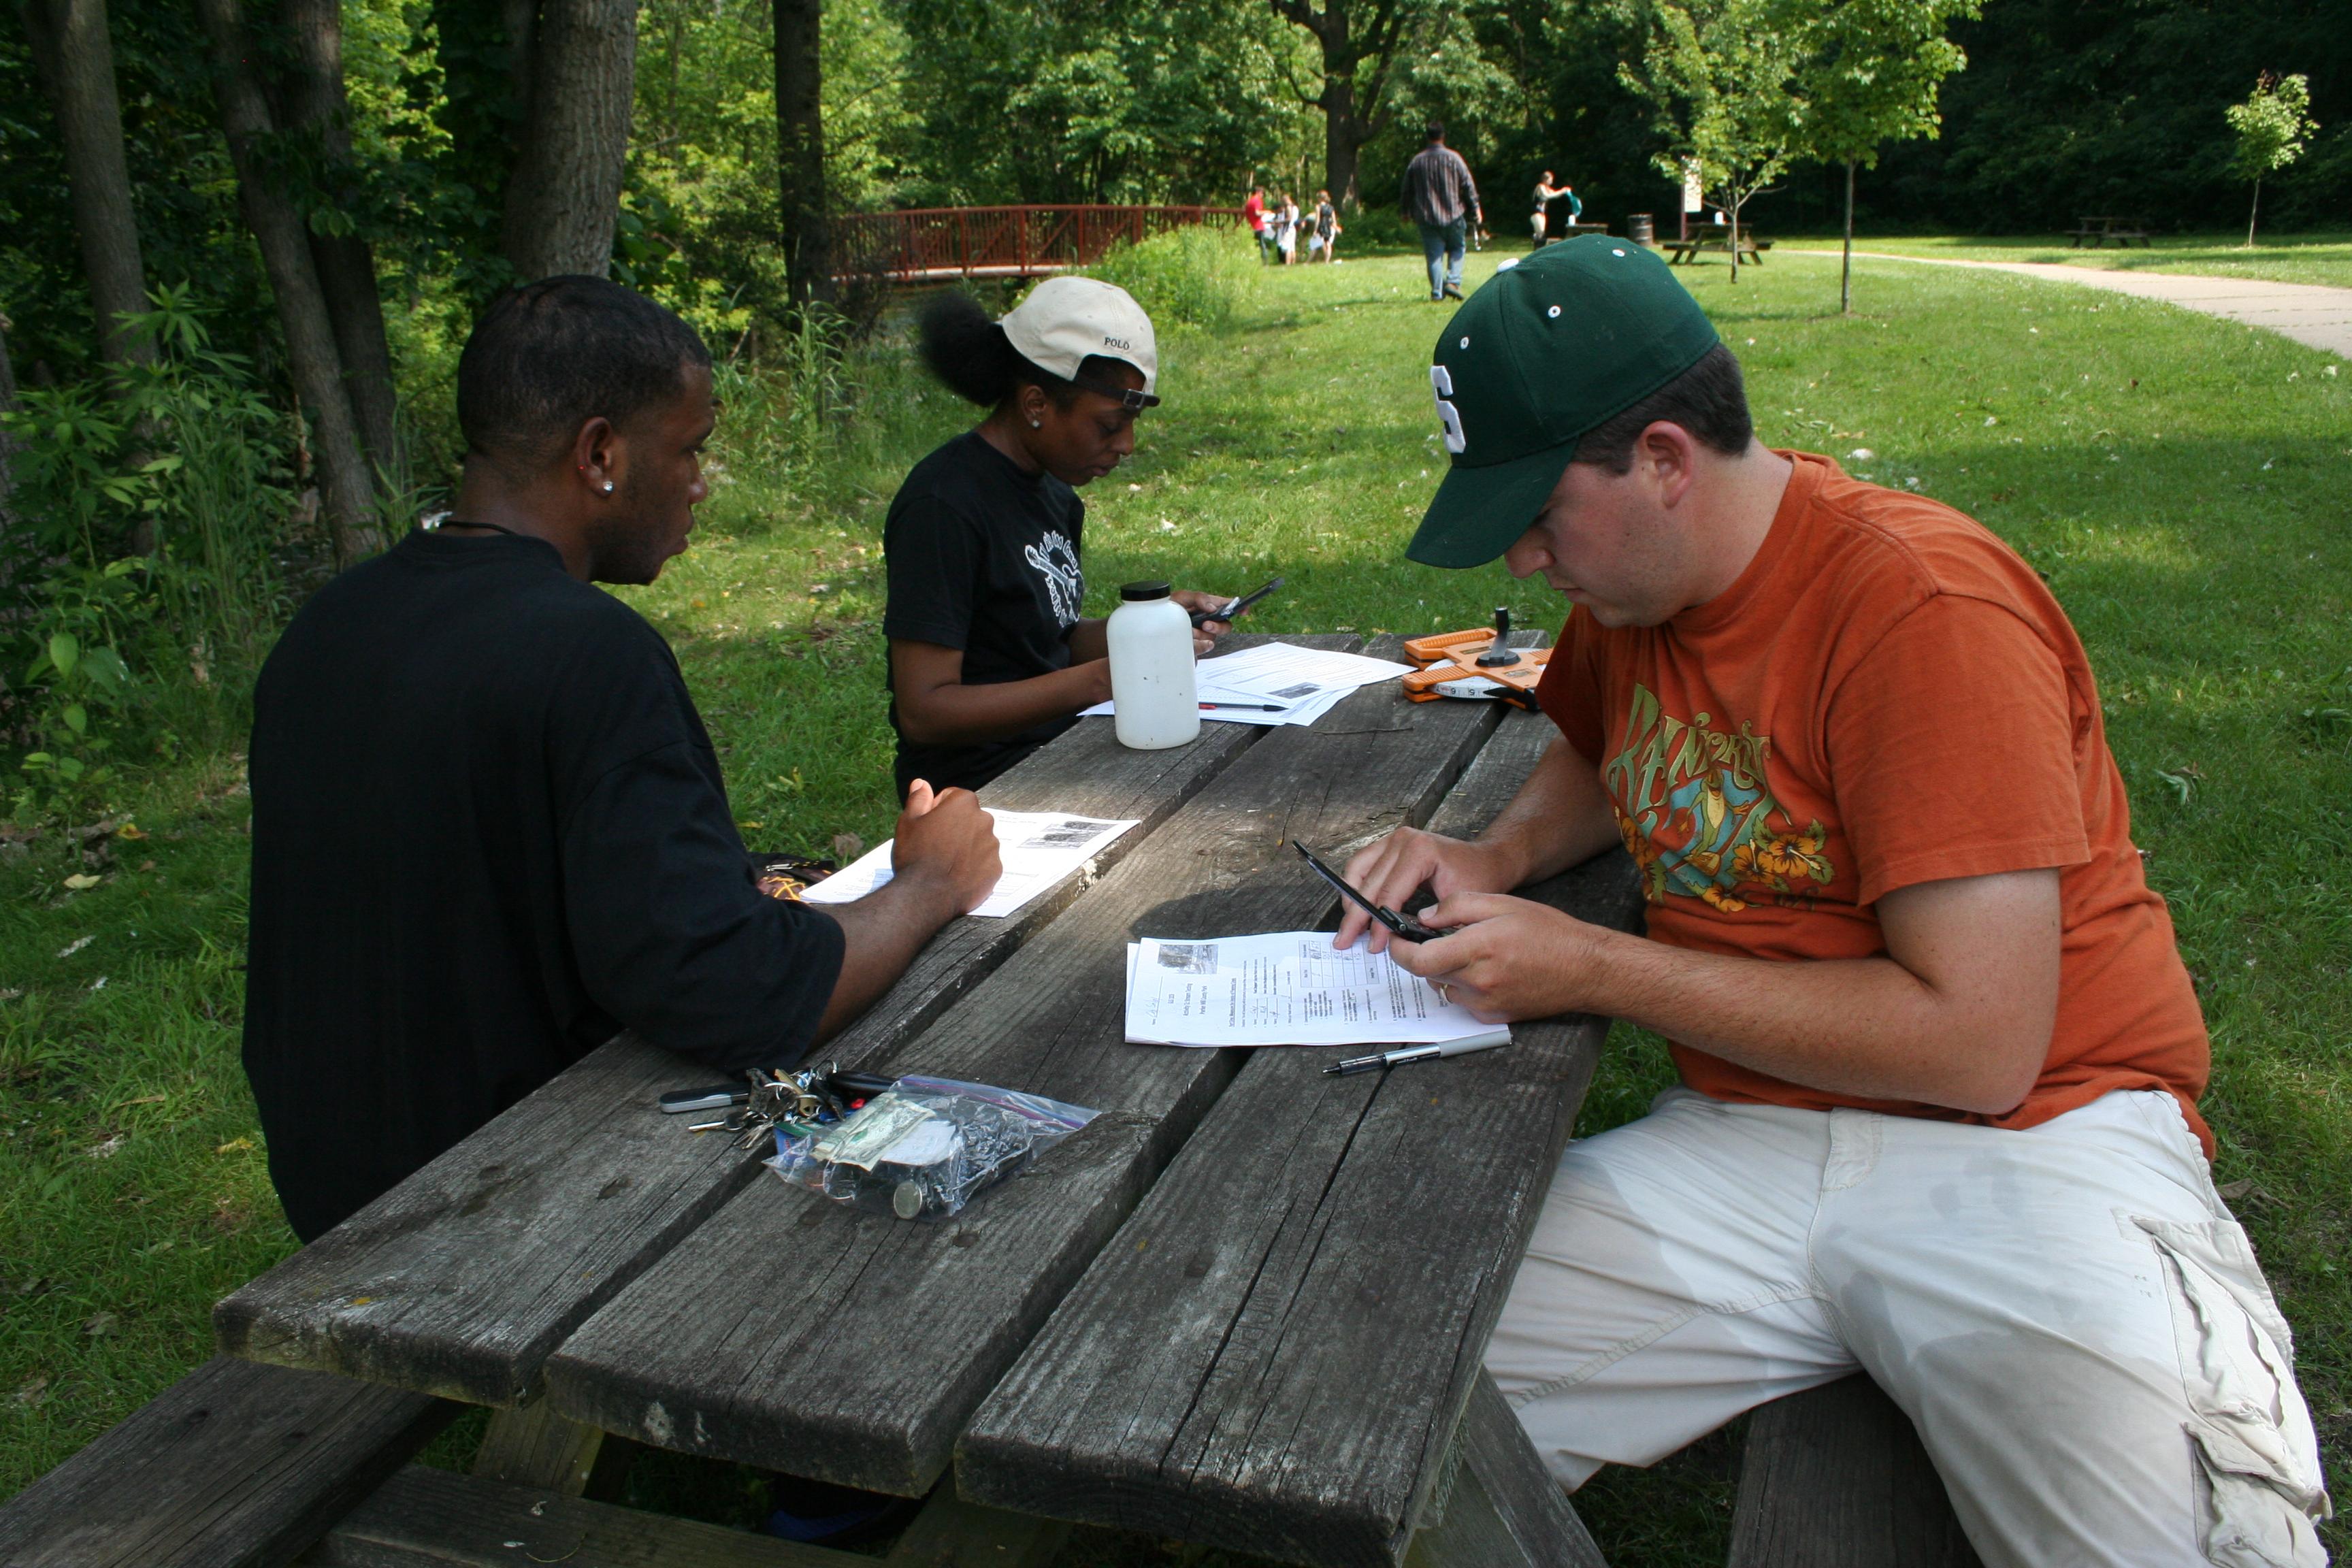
244;278;998;1241
1400;122;1482;301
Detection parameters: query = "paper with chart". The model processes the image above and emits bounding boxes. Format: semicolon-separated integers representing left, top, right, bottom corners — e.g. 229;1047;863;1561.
802;811;1138;919
1124;931;1510;1048
1079;640;1414;728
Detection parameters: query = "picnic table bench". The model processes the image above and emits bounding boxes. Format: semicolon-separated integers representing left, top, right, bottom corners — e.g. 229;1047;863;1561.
1;630;1984;1568
2065;215;2151;248
1664;223;1772;265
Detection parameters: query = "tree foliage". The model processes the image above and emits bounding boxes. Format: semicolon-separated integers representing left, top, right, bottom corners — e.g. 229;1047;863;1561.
2225;71;2318;246
2227;71;2317;184
1622;0;1810;276
892;0;1315;205
1797;0;1974;170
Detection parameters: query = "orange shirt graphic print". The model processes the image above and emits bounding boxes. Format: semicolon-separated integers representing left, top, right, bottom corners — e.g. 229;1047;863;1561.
1603;683;1833;914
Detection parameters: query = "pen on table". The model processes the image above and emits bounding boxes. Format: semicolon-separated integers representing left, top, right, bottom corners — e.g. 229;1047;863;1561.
1324;1034;1511;1077
1201;702;1287;711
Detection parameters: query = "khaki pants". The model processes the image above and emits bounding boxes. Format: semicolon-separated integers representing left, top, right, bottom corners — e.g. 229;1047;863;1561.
1487;1088;2332;1567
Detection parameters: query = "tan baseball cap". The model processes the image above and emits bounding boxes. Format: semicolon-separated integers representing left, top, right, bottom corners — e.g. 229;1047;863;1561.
1001;276;1160;405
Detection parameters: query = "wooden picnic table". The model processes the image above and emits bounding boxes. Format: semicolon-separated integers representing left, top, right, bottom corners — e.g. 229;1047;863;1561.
1663;223;1771;265
121;630;1629;1567
2065;215;2151;248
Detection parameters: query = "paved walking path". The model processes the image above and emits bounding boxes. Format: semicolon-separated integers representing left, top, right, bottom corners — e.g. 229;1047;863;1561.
1788;248;2352;359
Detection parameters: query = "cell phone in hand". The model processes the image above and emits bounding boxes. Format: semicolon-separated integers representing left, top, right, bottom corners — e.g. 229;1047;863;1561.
1192;576;1284;627
1292;840;1443;943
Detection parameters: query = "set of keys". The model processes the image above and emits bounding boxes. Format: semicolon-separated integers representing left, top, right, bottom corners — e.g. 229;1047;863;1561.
666;1064;898;1152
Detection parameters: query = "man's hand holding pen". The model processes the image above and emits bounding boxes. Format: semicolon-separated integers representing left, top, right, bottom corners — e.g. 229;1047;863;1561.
1333;826;1523;953
1333;825;1615;1023
1375;893;1616;1024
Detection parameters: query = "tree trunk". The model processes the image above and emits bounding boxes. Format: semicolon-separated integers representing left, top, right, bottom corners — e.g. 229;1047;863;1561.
502;0;640;281
503;0;538;126
1272;0;1393;212
1729;195;1742;284
1840;160;1855;314
2245;177;2260;248
772;0;830;304
0;311;19;525
195;0;382;566
1322;73;1365;210
20;0;152;367
284;0;402;487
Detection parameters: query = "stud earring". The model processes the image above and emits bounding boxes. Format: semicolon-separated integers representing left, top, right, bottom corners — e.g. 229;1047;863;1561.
602;481;615;493
1030;419;1041;429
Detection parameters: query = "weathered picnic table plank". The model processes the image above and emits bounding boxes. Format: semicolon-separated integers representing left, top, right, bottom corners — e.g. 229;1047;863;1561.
1403;1375;1606;1568
958;708;1642;1567
213;651;1295;1409
1727;1373;1983;1568
0;1356;454;1568
540;640;1514;1495
295;1464;1069;1567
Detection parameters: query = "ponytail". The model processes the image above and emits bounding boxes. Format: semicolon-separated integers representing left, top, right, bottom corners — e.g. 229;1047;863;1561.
915;291;1077;409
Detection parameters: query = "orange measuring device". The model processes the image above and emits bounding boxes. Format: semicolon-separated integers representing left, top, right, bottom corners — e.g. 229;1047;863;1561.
1401;608;1549;707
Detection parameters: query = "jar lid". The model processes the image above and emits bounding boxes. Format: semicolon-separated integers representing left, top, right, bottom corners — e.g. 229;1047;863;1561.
1120;581;1172;601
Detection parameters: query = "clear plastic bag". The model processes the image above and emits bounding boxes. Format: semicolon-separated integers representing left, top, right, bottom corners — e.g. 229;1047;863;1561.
764;1075;1097;1222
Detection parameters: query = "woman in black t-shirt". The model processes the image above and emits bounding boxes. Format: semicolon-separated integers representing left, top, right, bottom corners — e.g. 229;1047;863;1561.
882;278;1232;797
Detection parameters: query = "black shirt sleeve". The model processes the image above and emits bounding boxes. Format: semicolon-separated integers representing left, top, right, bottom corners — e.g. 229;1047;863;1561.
551;615;846;1073
559;739;845;1072
884;487;983;651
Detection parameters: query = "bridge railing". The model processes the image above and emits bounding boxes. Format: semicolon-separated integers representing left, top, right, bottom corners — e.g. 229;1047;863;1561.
829;204;1247;284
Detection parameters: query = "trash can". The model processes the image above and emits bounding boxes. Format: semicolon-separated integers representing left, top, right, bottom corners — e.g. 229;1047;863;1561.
1627;213;1655;247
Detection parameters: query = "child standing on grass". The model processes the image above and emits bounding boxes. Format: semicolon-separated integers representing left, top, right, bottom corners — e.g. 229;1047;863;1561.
881;279;1233;798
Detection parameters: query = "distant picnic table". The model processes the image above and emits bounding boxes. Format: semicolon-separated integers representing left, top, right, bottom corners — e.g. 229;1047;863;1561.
1665;222;1772;265
2066;216;2151;248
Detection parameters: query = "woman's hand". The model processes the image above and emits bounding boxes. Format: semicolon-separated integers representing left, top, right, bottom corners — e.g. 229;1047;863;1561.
1170;589;1233;656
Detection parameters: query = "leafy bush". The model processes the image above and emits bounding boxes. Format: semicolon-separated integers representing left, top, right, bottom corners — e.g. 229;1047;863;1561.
1084;225;1263;331
12;559;147;819
0;287;301;819
1335;206;1424;250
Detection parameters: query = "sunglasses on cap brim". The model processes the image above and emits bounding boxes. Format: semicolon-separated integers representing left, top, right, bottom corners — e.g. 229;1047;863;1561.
1071;374;1160;410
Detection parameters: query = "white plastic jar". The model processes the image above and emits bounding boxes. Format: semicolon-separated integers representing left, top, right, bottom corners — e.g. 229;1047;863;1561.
1105;581;1199;750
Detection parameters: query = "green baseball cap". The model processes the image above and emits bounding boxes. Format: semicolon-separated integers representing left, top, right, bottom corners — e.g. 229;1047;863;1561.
1407;236;1720;568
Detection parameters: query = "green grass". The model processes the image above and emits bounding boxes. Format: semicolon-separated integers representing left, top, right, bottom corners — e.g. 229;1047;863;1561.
4;244;2347;1565
1778;230;2352;291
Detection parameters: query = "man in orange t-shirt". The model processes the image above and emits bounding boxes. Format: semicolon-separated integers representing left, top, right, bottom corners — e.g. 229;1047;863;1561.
1339;238;2329;1566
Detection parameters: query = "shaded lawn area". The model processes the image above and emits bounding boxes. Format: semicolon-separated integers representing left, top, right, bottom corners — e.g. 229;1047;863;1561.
1776;230;2352;291
2;248;2345;1565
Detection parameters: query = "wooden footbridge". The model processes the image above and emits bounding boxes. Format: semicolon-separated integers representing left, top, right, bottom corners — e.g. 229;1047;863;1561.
830;203;1244;284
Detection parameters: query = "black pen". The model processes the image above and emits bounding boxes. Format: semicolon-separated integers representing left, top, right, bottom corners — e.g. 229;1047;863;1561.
1325;1034;1512;1077
1201;702;1286;711
1291;840;1443;942
1192;575;1285;627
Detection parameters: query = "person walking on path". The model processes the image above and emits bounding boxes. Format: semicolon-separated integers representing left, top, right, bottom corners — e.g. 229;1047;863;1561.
1244;185;1270;264
1342;238;2332;1566
1401;122;1482;299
